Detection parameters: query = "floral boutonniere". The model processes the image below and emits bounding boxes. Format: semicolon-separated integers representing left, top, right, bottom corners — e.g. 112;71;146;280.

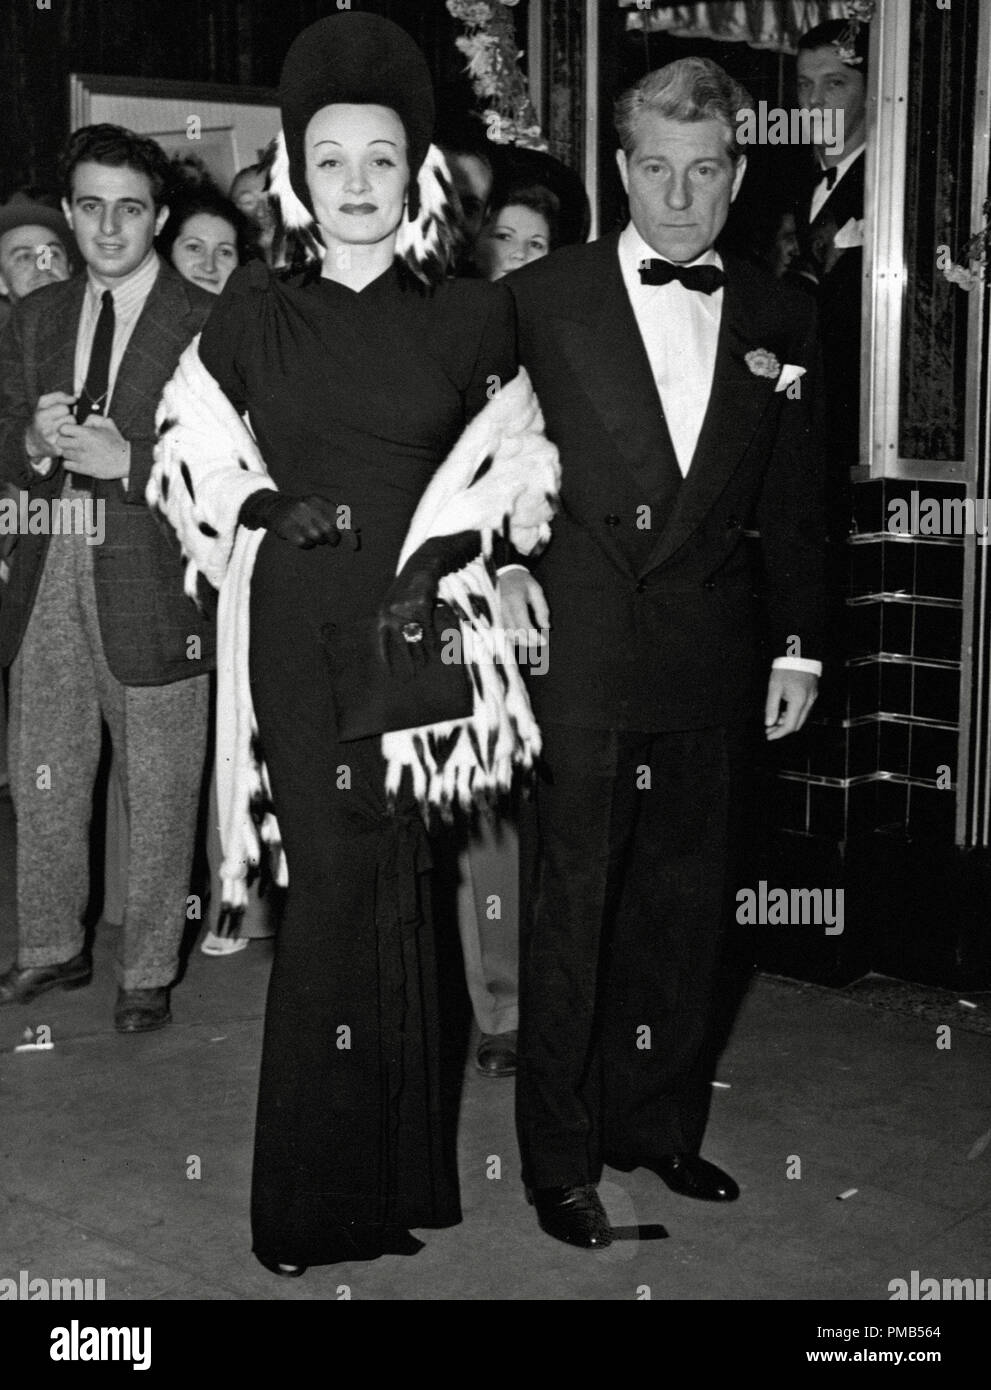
745;349;807;395
745;348;780;380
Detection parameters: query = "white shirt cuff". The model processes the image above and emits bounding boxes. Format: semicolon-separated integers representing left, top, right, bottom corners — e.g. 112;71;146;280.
497;563;529;578
30;456;55;476
773;656;822;677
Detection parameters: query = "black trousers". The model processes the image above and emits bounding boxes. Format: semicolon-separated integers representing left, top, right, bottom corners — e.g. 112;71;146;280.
247;537;460;1266
516;720;754;1190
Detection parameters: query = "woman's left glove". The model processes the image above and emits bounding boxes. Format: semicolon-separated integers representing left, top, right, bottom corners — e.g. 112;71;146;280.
378;530;480;673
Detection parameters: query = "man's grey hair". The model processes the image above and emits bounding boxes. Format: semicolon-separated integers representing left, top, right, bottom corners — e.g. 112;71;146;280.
614;56;755;162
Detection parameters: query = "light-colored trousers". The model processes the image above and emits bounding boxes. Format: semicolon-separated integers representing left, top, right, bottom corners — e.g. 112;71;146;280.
7;517;209;989
456;815;520;1036
103;754;274;937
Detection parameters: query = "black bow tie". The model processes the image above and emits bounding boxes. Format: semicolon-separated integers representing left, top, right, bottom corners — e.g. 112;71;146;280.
815;165;839;191
638;260;727;294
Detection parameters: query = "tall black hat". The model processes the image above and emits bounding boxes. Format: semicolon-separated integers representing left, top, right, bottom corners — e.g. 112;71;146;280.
279;12;435;219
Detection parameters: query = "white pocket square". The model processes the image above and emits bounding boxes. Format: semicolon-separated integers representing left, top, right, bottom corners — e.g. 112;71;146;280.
833;216;865;250
775;363;807;394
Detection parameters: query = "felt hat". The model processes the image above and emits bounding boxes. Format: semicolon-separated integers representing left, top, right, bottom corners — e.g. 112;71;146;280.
0;193;73;247
279;12;435;219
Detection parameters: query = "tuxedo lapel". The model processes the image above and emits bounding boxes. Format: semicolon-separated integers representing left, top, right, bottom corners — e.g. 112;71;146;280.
555;235;683;504
803;153;864;235
642;256;780;573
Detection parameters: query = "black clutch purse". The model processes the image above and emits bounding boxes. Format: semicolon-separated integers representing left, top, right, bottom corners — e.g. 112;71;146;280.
320;601;474;742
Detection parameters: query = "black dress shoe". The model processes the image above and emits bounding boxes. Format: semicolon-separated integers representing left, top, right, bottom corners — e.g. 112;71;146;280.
0;952;92;1005
527;1184;613;1249
255;1253;307;1278
475;1030;517;1077
650;1154;739;1202
114;987;171;1034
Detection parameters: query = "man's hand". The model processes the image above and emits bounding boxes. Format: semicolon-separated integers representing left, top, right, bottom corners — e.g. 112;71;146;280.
498;567;549;649
764;668;818;741
25;391;76;458
56;415;130;479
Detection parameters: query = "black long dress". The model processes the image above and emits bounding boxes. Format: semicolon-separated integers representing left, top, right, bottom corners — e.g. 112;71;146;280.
198;258;516;1265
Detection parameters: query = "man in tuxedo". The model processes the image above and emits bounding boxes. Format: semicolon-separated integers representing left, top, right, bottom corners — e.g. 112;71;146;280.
795;18;868;476
0;124;215;1032
501;57;827;1248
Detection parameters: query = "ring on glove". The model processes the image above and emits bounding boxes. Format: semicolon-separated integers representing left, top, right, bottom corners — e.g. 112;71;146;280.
401;621;424;645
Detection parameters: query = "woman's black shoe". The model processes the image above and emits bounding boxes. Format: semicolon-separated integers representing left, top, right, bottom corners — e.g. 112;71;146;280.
255;1253;307;1278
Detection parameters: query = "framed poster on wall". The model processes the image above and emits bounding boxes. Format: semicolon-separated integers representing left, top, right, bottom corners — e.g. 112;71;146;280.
68;74;280;193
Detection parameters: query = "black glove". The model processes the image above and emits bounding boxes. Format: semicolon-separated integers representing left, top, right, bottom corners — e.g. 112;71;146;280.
377;530;481;674
238;490;343;549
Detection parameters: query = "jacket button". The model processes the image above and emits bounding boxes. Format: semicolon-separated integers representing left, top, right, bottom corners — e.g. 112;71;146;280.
635;580;646;593
604;514;621;527
703;580;716;590
725;516;740;529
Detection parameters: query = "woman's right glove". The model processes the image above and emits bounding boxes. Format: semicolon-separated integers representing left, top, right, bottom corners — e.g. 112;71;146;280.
238;489;343;549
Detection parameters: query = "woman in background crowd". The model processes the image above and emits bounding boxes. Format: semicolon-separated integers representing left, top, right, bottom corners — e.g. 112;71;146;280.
472;182;557;281
229;164;277;267
158;185;252;297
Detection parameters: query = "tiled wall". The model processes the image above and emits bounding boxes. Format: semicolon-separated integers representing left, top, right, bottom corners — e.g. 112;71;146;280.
770;478;964;846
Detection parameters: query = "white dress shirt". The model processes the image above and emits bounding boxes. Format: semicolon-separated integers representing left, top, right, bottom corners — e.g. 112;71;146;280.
618;222;724;477
809;142;864;224
73;250;161;406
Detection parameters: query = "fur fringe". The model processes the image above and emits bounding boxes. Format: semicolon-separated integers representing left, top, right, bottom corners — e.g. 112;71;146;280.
382;554;542;815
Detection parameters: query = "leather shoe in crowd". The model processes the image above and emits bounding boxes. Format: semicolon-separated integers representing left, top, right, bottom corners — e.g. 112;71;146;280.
0;952;92;1005
114;987;171;1034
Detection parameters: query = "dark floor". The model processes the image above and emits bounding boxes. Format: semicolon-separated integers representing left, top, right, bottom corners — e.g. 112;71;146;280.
1;789;990;1302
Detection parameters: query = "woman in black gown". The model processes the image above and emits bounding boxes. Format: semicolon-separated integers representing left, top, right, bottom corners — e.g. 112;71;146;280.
184;14;531;1273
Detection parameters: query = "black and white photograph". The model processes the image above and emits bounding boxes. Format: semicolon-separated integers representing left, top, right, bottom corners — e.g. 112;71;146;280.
0;0;987;1349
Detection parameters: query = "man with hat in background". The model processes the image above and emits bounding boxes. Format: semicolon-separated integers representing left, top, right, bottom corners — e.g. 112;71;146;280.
0;193;74;310
0;193;75;794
